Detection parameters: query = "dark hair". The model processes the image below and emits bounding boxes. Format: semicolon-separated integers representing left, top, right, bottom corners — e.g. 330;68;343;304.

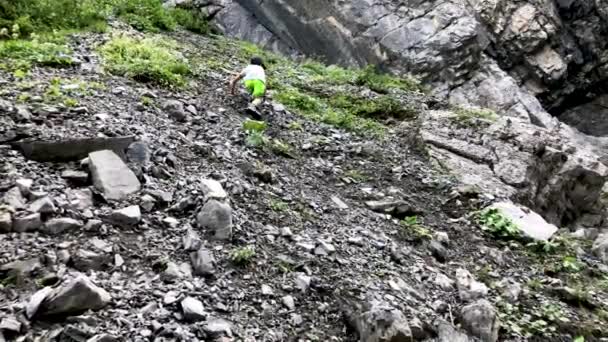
250;56;266;69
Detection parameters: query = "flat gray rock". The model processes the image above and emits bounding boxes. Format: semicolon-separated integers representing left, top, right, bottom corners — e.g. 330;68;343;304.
39;275;111;316
13;213;42;233
89;150;141;201
108;205;141;227
490;202;558;241
43;218;83;235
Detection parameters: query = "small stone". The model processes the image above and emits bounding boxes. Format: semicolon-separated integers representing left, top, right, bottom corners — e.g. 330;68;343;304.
13;213;43;232
183;228;202;251
86;334;118;342
90;237;112;253
28;196;56;214
15;105;32;121
315;239;336;255
280;227;293;237
261;284;274;295
57;250;71;264
196;200;232;240
0;211;12;233
84;219;103;231
162;216;179;228
0;317;21;333
456;268;488;302
435;231;450;245
200;178;227;200
181;297;206;321
3;187;25;210
428;240;448;262
191;248;215;276
282;295;295;310
348;236;364;246
297;242;316;252
114;254;124;267
43;218;83;235
460;299;500;342
15;178;33;195
331;196;348;209
295;273;311;292
72;249;106;271
164;100;187;122
109;205;141;227
290;313;303;326
140;194;156;212
164;291;179;305
434;273;455;291
162;262;183;283
203;318;233;338
67;188;94;210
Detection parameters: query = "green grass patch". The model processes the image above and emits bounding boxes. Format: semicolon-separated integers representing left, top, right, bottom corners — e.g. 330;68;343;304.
355;65;421;93
170;8;209;34
399;216;433;241
328;93;418;120
114;0;176;32
99;36;190;87
0;37;73;71
453;106;498;124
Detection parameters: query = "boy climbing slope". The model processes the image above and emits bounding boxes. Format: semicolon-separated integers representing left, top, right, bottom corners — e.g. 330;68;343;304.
230;56;267;114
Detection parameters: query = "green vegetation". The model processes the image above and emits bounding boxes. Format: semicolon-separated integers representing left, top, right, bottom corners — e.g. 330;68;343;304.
400;216;433;241
99;36;190;87
270;139;295;158
355;65;421;93
453;105;498;124
230;246;256;266
0;36;73;71
0;0;210;37
242;119;269;148
498;300;569;338
476;207;521;239
269;199;288;212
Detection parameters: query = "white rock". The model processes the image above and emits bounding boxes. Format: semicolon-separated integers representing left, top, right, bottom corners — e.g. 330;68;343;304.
200;178;227;200
28;196;56;213
89;150;141;201
181;297;206;321
43;218;83;235
261;284;274;295
109;205;141;227
282;295;295;310
489;202;558;241
456;268;488;302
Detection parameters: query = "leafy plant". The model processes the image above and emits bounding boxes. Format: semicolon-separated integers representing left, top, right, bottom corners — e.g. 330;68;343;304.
63;97;78;107
242;119;267;133
476;208;521;239
242;120;269;148
561;256;584;273
271;139;295;158
230;246;256;266
0;37;74;71
400;216;433;241
355;65;421;93
269;199;288;212
99;36;190;87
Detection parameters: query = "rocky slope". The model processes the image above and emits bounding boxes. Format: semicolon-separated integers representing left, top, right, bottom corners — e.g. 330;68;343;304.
189;0;608;137
1;18;608;342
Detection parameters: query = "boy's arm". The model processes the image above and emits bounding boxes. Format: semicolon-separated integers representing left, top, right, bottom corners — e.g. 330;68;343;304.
229;71;245;95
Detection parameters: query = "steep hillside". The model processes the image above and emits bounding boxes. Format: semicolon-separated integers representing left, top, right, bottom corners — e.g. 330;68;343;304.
1;2;608;342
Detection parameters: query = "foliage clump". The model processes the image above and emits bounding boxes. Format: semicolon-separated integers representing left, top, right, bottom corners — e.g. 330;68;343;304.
0;36;73;71
230;246;256;266
476;207;521;239
99;36;190;87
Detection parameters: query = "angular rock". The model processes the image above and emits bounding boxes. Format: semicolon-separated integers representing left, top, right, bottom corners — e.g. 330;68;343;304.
140;194;156;212
593;234;608;264
89;150;141;201
183;227;202;251
3;187;25;210
0;317;21;333
460;299;500;342
86;334;118;342
67;188;94;210
344;299;412;342
191;248;215;276
164;100;187;122
365;199;418;217
11;136;135;162
489;202;558;241
181;297;206;321
434;319;470;342
196;200;232;240
15;178;33;195
28;196;56;214
456;268;488;302
43;218;83;235
108;205;141;227
0;210;12;233
434;273;455;291
282;295;295;310
428;240;448;262
26;286;54;319
72;249;107;271
200;178;227;201
203;318;233;338
38;275;111;317
13;213;42;232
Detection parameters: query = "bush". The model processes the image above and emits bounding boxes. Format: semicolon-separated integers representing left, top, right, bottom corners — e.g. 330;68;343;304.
328;93;418;120
476;207;521;239
99;36;190;87
170;8;209;34
355;65;421;93
114;0;176;32
0;37;74;70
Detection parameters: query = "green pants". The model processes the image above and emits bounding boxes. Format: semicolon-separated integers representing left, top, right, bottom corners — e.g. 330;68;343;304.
244;79;266;99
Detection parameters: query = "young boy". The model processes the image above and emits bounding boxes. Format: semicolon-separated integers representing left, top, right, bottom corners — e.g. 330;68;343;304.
230;57;267;113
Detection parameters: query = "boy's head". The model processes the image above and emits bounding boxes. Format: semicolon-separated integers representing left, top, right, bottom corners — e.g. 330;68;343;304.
250;56;265;69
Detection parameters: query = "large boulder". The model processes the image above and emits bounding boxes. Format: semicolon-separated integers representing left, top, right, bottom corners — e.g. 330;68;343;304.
89;150;141;201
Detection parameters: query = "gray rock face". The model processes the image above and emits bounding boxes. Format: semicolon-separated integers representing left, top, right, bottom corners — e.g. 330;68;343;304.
43;218;83;235
204;0;608;131
89;150;141;201
36;275;111;317
422;111;608;226
460;299;500;342
196;200;232;240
